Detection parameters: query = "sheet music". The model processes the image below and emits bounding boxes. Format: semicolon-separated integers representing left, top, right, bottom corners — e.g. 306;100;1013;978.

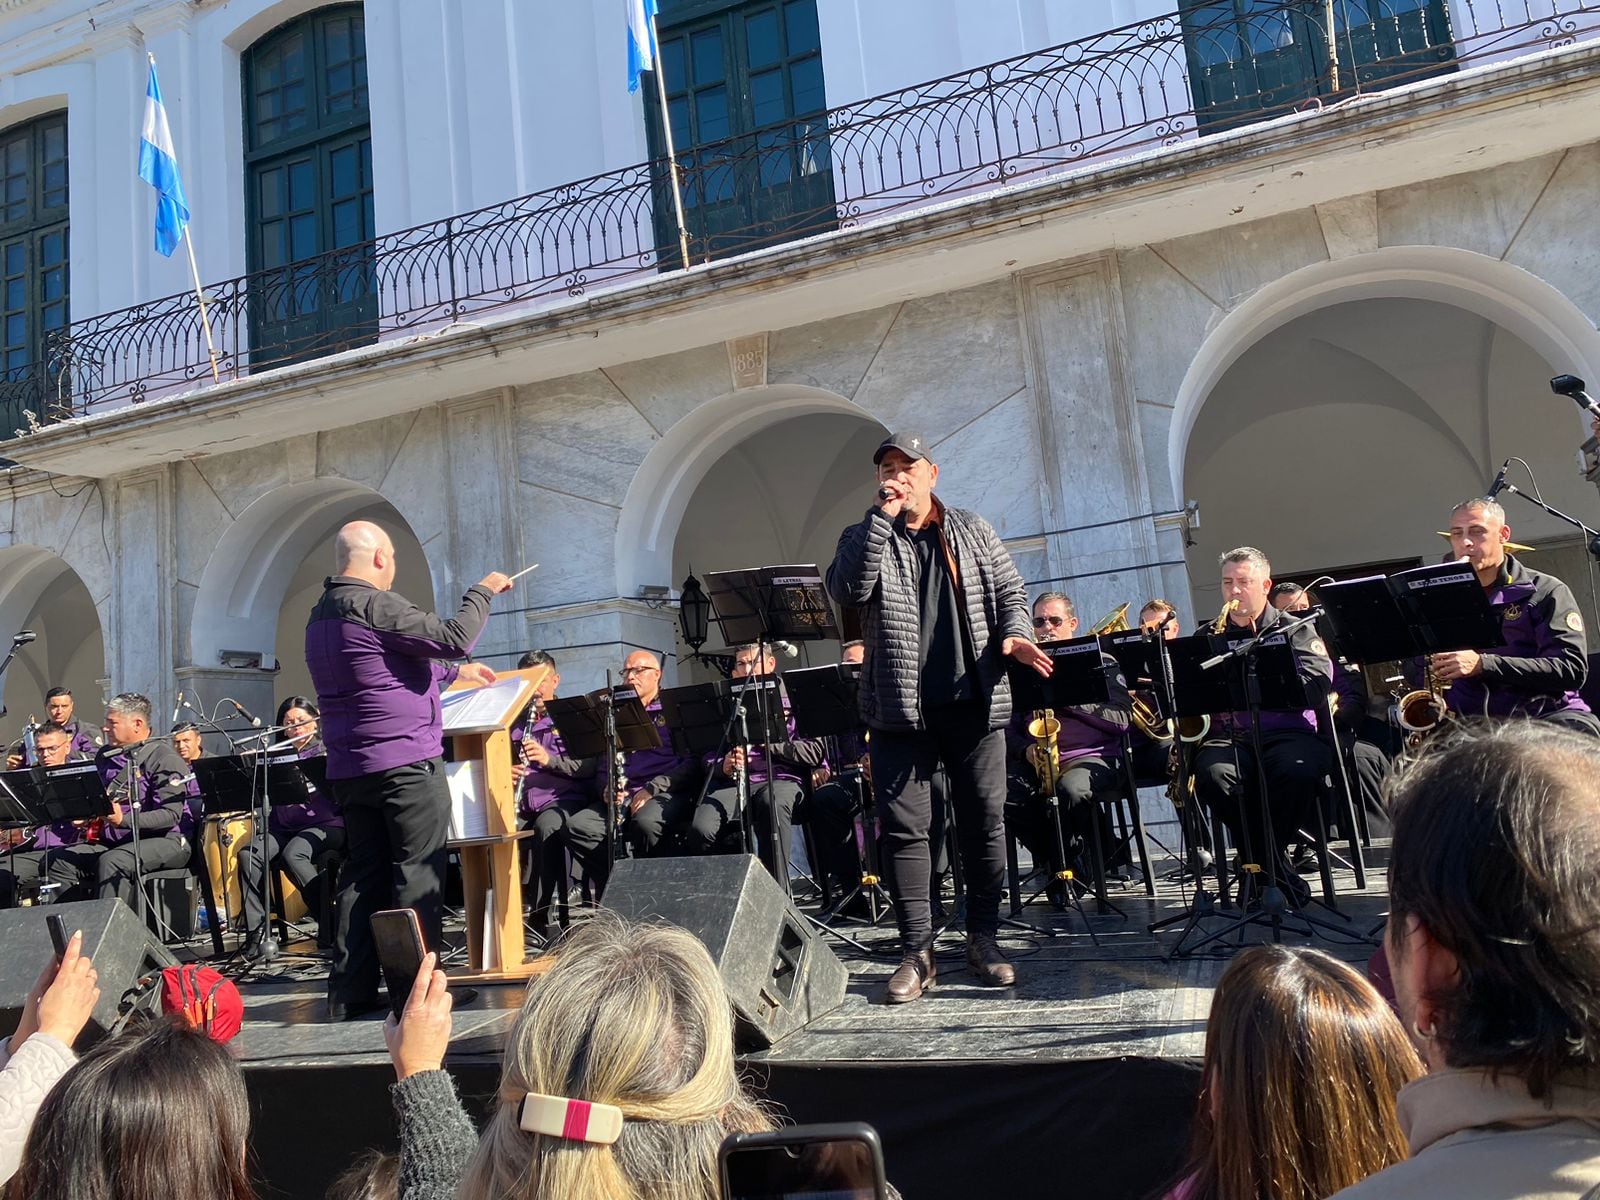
441;677;528;733
446;759;488;839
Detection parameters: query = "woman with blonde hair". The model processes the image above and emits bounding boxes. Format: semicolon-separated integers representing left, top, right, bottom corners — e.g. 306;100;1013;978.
1161;944;1423;1200
386;914;774;1200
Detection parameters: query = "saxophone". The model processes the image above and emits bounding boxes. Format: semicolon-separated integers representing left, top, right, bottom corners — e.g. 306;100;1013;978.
1164;600;1240;795
1028;708;1060;797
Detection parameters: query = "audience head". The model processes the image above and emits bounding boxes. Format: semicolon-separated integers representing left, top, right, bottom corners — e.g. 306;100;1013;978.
276;696;321;750
44;686;74;725
1179;945;1422;1200
327;1151;398;1200
1384;721;1600;1097
335;520;398;591
459;915;772;1200
104;693;153;747
8;1017;256;1200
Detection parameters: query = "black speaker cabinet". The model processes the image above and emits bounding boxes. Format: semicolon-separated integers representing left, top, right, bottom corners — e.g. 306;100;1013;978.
0;900;177;1044
603;854;848;1049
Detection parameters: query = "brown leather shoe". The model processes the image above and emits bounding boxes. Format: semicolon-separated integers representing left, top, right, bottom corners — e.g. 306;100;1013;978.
966;934;1017;987
884;949;936;1004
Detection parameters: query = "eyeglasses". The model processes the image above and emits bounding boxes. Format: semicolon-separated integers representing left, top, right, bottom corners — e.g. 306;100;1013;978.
1032;615;1067;628
620;665;659;676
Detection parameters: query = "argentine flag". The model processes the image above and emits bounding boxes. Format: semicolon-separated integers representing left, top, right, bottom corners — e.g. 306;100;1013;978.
627;0;658;93
138;59;191;258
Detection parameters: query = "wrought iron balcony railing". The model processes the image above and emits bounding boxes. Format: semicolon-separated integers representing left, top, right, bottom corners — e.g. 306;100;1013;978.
12;0;1599;432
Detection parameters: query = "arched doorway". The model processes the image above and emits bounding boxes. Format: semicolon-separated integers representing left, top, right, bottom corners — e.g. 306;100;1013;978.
1182;294;1600;621
615;385;886;679
189;478;436;718
0;546;105;747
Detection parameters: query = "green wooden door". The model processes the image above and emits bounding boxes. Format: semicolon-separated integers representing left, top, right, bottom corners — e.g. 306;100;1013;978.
647;0;835;266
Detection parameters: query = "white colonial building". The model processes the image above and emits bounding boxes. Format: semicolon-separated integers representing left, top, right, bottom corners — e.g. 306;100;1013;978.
1;0;1599;741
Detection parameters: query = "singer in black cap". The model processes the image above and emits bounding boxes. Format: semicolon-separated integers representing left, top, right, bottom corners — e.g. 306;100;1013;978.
827;431;1050;1004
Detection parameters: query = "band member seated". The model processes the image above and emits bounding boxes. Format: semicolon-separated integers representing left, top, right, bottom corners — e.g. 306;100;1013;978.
1191;549;1332;906
0;722;82;906
809;641;874;899
1425;498;1597;735
509;651;599;929
688;642;825;888
21;694;194;910
1270;582;1392;837
1004;593;1131;904
47;687;102;758
1126;598;1182;787
238;697;344;960
615;650;704;857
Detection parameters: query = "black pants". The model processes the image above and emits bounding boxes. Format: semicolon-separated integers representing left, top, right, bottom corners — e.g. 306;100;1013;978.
625;790;696;857
14;837;190;908
687;780;802;889
525;797;610;918
1004;757;1119;878
871;702;1006;951
810;772;870;892
1129;737;1170;790
1341;733;1393;839
328;759;450;1007
1193;732;1329;865
239;825;347;935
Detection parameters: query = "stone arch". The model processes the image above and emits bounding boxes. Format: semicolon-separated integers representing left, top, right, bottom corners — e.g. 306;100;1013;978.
1167;246;1600;503
614;385;885;598
0;545;106;745
189;477;438;671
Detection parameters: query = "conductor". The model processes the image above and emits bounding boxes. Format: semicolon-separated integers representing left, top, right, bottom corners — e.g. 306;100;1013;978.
307;520;511;1021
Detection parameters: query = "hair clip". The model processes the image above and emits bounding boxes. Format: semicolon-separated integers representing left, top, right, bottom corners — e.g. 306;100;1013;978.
517;1093;624;1144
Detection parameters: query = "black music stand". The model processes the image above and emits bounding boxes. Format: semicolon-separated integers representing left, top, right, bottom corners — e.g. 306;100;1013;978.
545;686;659;888
785;663;891;925
1181;613;1350;954
1317;561;1502;664
1009;636;1121;936
705;565;841;896
0;763;112;904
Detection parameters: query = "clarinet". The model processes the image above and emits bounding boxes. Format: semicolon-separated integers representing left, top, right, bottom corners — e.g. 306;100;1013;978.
513;696;544;812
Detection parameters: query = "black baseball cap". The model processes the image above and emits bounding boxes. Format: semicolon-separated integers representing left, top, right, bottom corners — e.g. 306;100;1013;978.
873;432;932;465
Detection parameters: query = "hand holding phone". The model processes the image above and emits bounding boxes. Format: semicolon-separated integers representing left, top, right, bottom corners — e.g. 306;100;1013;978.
719;1123;888;1200
47;913;69;959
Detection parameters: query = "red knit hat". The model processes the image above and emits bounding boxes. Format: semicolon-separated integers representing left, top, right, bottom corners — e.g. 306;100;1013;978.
159;965;243;1043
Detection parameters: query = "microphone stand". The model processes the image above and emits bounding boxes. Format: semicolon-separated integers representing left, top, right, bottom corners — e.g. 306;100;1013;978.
242;724;292;964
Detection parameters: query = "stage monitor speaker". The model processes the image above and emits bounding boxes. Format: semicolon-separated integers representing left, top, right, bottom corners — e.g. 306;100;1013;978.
0;900;178;1044
603;854;848;1049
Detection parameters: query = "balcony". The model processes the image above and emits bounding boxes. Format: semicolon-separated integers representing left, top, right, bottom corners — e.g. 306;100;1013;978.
7;0;1598;438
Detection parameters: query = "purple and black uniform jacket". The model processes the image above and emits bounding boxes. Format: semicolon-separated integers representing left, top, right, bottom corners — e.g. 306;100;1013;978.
20;751;94;850
305;576;492;780
92;740;192;846
1213;604;1333;739
61;719;100;759
1006;650;1132;765
618;698;702;799
703;690;826;788
1441;555;1591;721
272;739;343;836
1330;657;1368;734
511;709;594;815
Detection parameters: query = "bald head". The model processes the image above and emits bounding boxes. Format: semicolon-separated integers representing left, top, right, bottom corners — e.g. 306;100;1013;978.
336;520;397;589
621;649;663;705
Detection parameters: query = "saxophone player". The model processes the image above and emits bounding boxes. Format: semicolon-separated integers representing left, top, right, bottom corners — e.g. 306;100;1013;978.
1004;593;1132;905
1191;548;1333;908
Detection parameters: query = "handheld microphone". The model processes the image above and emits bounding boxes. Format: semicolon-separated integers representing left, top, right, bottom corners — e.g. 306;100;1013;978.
1551;375;1600;418
1485;459;1512;499
171;690;184;726
877;486;893;501
228;699;263;728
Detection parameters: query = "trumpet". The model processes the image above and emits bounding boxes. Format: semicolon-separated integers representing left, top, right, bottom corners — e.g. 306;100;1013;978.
1027;708;1060;797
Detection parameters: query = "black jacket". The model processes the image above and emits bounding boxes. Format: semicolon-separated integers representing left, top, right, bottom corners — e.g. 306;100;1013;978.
827;497;1033;732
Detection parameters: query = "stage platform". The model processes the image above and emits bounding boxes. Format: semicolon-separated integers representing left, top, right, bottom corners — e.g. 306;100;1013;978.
229;831;1392;1200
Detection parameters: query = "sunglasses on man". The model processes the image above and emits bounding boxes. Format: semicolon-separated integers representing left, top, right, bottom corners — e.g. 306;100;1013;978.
1032;614;1068;629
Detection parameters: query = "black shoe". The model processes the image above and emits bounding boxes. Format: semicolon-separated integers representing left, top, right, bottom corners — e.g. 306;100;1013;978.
241;928;268;962
452;986;479;1010
326;998;387;1023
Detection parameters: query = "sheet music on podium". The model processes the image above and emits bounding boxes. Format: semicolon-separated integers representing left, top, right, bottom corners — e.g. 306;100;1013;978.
442;676;531;735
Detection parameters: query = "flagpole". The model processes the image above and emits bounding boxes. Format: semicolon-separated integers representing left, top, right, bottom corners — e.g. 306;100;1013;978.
147;53;220;385
647;11;693;268
182;228;222;385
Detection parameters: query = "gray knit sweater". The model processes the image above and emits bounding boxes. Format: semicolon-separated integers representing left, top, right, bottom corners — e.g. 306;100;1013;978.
0;1032;77;1184
391;1069;479;1200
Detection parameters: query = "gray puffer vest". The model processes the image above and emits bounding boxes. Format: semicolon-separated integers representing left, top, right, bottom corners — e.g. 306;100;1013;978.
826;498;1033;733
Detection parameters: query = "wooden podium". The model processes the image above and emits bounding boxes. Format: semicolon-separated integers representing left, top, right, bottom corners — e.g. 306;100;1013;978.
442;665;553;982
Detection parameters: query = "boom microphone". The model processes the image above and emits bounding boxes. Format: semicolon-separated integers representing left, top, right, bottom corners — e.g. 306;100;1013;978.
1551;375;1600;419
1485;459;1512;500
772;640;800;659
228;699;263;728
171;690;184;726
